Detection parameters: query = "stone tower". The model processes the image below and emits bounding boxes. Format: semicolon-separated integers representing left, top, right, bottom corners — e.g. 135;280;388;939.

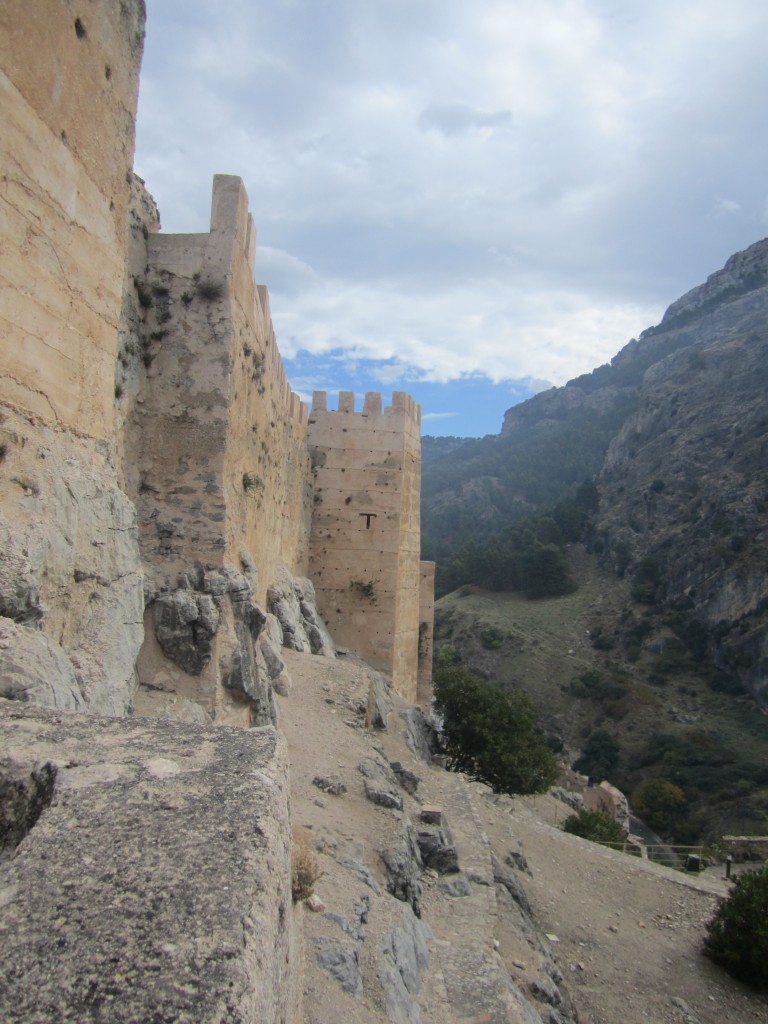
307;391;434;704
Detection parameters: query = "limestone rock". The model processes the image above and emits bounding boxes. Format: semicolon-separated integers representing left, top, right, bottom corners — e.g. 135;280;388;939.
312;936;363;997
400;708;438;763
367;671;394;729
0;619;85;712
381;821;423;918
153;588;219;674
416;823;460;875
259;631;292;697
0;417;144;717
267;567;335;658
0;702;296;1024
360;757;404;811
0;756;56;854
492;851;532;916
390;761;420;796
379;905;432;1024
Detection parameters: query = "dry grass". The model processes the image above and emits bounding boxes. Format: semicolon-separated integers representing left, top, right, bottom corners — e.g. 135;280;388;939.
291;827;322;902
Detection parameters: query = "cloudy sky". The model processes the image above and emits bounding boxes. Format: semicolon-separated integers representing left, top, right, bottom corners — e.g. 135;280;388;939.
135;0;768;436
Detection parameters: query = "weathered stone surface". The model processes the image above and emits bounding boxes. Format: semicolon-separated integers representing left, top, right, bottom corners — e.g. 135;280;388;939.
260;631;293;696
0;701;296;1024
313;775;347;796
492;852;532;916
0;419;144;716
153;588;219;674
416;825;460;875
360;757;404;810
379;905;432;1024
268;567;335;657
390;761;420;796
367;671;394;729
312;936;363;997
400;708;438;763
438;872;473;897
0;756;56;853
0;620;85;711
381;821;423;918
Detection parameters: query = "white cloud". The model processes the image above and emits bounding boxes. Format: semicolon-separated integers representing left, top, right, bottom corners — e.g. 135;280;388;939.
136;0;768;397
710;197;741;219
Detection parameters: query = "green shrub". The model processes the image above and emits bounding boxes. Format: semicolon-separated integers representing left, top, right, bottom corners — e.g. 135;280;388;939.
573;730;620;782
703;866;768;989
479;626;504;650
562;809;626;845
433;667;558;796
632;778;688;835
242;471;263;492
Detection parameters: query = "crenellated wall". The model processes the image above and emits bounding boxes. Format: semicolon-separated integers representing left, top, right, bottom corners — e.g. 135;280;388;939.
0;2;432;721
306;391;427;702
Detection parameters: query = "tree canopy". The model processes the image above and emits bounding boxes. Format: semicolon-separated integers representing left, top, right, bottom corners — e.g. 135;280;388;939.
433;667;559;796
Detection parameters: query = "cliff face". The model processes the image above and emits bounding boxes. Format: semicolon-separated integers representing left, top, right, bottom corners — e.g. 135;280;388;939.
596;241;768;704
423;237;768;705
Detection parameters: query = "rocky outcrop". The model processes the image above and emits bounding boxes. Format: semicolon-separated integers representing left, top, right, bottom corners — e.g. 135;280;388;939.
268;567;335;657
0;620;85;711
0;700;297;1024
0;414;144;716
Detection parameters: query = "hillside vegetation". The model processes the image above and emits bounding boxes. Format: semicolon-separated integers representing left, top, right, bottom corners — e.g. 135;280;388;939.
424;237;768;844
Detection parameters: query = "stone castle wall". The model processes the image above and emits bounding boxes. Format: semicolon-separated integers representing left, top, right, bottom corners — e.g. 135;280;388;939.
120;175;314;725
0;2;431;721
0;0;146;715
306;391;430;703
0;0;144;438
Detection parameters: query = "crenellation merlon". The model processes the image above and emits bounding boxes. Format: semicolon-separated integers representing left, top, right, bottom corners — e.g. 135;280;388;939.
309;390;422;425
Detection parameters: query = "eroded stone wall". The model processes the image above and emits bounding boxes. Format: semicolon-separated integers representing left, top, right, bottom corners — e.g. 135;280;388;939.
0;0;144;437
122;176;313;724
306;392;426;702
0;0;146;714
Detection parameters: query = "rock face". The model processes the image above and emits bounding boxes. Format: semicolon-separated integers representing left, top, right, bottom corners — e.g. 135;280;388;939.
0;700;297;1024
595;244;768;704
268;567;336;657
0;620;85;711
423;236;768;706
0;416;144;716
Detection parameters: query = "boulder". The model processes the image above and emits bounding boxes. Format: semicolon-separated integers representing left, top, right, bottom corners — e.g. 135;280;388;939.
0;619;85;712
0;702;296;1024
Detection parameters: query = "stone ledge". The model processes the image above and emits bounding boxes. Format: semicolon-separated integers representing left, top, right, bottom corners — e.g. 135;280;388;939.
0;700;296;1024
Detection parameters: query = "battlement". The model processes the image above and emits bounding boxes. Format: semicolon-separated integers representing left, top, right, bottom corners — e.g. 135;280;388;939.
310;390;421;426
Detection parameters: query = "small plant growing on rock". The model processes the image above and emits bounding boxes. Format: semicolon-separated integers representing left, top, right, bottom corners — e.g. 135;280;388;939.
196;279;224;301
350;579;377;604
703;865;768;989
133;277;153;309
242;471;263;492
291;828;322;903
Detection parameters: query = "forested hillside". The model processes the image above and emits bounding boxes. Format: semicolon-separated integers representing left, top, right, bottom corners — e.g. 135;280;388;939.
422;236;768;708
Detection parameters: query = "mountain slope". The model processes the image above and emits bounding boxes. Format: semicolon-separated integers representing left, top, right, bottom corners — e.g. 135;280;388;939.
422;236;768;706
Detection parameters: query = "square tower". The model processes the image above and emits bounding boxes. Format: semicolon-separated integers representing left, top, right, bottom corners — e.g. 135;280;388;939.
307;391;432;702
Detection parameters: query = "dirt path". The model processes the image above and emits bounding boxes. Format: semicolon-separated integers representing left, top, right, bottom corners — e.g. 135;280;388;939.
279;648;768;1024
479;791;768;1024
